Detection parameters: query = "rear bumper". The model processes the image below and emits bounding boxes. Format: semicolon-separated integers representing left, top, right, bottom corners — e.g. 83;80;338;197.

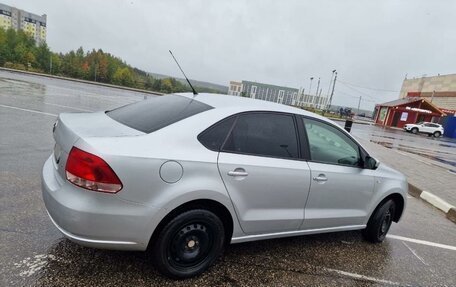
41;156;158;251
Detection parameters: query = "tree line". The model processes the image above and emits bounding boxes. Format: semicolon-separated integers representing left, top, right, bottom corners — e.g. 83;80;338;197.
0;28;221;94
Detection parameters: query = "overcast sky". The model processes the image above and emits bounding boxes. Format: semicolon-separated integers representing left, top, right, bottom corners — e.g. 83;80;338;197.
7;0;456;110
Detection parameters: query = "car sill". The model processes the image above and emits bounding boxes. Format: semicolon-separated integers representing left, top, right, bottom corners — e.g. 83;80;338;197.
231;225;366;244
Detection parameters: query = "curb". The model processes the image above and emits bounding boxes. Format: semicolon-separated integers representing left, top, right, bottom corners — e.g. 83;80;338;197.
0;67;164;96
408;183;456;224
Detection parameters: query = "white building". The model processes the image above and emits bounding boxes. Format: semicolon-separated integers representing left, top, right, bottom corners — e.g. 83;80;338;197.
228;81;242;96
228;80;328;109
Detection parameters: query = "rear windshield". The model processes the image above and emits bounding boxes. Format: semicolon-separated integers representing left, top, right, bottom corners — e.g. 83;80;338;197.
107;95;212;133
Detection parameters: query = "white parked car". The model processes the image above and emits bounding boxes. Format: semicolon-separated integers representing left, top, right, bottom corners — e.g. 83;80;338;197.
404;122;444;137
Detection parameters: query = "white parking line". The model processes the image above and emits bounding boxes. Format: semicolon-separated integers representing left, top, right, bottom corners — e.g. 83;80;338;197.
44;102;93;112
0;104;57;117
324;267;401;285
387;234;456;251
402;242;428;266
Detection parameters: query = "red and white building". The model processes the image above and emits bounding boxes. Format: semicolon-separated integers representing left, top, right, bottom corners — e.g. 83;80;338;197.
374;97;445;128
375;74;456;128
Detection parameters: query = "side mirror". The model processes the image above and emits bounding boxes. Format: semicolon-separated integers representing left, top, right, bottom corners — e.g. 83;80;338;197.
365;156;380;170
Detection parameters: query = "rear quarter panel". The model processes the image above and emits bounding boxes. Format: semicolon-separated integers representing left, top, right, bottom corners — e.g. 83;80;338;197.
78;109;248;239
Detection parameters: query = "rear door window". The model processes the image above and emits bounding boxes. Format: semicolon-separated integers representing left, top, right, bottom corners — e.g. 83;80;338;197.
222;113;299;159
107;95;212;133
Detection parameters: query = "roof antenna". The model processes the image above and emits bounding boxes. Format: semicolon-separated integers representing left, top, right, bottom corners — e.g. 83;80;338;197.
169;50;198;96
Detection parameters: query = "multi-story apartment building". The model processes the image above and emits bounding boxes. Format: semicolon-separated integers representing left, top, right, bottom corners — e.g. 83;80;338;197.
228;80;328;109
0;3;47;45
228;80;299;106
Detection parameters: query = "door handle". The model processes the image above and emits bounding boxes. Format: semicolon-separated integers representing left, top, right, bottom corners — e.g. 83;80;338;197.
313;174;328;182
228;170;248;177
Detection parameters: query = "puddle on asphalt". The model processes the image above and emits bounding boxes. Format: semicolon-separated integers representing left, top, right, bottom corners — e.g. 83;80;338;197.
371;134;403;141
370;140;456;168
371;133;456;148
370;140;453;156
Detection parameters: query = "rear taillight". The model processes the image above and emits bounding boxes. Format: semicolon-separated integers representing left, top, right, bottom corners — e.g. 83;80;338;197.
65;147;122;193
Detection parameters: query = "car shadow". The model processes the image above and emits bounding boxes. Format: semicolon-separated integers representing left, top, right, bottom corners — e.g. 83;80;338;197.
30;230;393;286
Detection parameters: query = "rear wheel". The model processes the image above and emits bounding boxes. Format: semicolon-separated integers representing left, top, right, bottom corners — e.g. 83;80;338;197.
411;127;418;134
151;209;225;279
433;131;441;137
363;199;396;243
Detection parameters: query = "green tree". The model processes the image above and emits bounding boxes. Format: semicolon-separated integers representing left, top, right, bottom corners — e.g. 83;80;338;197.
50;53;62;74
113;67;134;87
35;42;51;71
13;42;27;64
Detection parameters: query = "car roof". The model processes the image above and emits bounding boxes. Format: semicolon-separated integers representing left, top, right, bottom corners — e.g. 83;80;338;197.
176;92;328;120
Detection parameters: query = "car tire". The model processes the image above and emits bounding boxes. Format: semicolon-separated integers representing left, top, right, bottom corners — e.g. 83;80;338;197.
151;209;225;279
411;128;418;134
363;199;396;243
433;131;441;137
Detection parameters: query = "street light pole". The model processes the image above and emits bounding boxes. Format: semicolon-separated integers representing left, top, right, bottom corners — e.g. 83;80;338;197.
327;71;337;112
357;96;362;115
324;70;336;114
315;77;320;96
309;77;314;97
314;77;320;107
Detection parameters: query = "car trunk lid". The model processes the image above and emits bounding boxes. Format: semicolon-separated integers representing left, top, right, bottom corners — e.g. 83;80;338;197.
52;111;144;178
54;111;144;153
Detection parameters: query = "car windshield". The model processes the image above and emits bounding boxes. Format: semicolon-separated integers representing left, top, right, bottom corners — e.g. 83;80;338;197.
107;95;212;133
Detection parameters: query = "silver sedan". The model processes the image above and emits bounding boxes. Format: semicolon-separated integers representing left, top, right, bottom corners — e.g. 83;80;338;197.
42;93;407;278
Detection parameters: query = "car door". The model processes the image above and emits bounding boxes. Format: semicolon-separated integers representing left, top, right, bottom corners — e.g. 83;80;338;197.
422;123;435;133
217;112;312;235
300;117;376;230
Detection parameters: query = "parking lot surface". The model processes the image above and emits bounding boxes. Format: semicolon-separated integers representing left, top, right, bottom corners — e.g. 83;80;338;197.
1;70;455;286
350;122;456;172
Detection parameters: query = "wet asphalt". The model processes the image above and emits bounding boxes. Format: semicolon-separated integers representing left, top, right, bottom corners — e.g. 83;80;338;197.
348;123;456;173
0;70;455;286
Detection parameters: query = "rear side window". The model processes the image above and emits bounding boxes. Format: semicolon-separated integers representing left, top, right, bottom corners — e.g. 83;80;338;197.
198;117;236;151
107;95;212;133
222;113;299;159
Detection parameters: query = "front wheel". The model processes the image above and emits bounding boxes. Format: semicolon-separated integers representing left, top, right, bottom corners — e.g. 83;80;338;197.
151;209;225;279
363;199;396;243
411;128;418;134
433;131;441;137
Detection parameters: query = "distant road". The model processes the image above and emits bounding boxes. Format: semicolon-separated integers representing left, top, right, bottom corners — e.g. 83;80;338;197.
0;67;163;96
